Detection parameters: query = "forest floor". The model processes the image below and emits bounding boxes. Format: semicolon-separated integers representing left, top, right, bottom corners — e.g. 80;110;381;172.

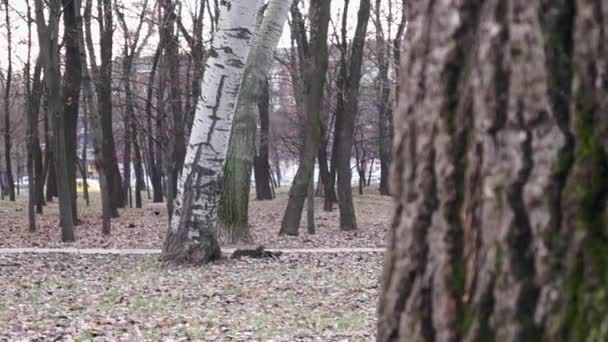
0;189;391;340
0;189;392;249
0;252;381;341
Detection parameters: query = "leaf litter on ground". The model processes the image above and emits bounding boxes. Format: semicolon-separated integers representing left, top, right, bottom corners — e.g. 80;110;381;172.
0;252;383;341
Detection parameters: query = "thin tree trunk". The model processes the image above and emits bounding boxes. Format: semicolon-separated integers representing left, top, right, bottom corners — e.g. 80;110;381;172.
81;93;90;207
82;0;111;233
375;0;391;196
3;1;15;202
161;0;259;264
306;163;315;234
334;0;371;231
254;77;274;201
146;45;164;203
218;0;290;244
62;0;83;224
25;0;36;231
279;0;331;236
35;0;75;241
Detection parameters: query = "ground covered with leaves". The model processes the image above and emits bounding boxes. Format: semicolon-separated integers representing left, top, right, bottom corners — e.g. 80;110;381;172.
0;191;391;249
0;252;382;341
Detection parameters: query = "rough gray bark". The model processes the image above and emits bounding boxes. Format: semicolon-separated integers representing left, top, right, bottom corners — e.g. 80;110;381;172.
279;0;331;236
378;1;608;341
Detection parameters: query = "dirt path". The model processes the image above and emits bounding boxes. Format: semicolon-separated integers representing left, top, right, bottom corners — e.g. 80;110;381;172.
0;247;385;255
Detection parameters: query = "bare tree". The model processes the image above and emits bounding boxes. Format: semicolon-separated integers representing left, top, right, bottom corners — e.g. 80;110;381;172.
279;0;332;236
161;0;260;264
2;0;15;202
34;0;75;241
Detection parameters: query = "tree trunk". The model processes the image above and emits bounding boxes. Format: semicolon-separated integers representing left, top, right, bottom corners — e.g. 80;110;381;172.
81;92;90;207
82;0;112;234
218;0;290;244
254;77;274;201
280;0;332;236
306;163;315;234
161;0;259;264
335;0;371;231
62;0;83;224
375;0;391;196
319;117;335;211
145;45;164;203
88;0;123;213
35;0;75;241
3;1;15;202
378;1;608;341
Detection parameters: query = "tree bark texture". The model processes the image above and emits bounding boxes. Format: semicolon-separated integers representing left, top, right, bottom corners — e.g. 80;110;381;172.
219;0;290;244
378;1;608;341
161;0;260;264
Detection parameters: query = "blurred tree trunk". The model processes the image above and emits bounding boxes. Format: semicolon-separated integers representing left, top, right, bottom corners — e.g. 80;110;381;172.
34;0;75;241
378;0;608;341
280;0;331;236
161;0;259;264
218;0;290;244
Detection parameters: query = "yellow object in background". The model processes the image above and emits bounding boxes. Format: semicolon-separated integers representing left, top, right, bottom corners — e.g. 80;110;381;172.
76;179;100;193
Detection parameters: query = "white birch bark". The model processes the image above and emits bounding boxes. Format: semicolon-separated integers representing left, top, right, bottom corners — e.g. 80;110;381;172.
162;0;261;263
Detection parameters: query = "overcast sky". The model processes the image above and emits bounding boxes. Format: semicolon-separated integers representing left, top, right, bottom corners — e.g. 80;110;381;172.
0;0;401;70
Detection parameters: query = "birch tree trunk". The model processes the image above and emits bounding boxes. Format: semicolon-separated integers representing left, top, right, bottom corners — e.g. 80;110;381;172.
161;0;260;264
218;0;291;245
378;0;608;341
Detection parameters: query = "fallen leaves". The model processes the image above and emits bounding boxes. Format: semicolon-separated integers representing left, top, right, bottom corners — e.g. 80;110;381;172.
0;252;383;341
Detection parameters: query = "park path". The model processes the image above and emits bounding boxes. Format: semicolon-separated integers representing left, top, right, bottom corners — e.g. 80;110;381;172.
0;247;385;255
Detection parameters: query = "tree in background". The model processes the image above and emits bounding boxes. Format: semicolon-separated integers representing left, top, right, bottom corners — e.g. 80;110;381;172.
333;0;371;231
279;0;332;236
2;0;15;202
34;0;75;241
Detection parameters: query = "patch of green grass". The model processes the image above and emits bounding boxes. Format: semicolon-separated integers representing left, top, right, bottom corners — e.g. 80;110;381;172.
337;312;366;332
